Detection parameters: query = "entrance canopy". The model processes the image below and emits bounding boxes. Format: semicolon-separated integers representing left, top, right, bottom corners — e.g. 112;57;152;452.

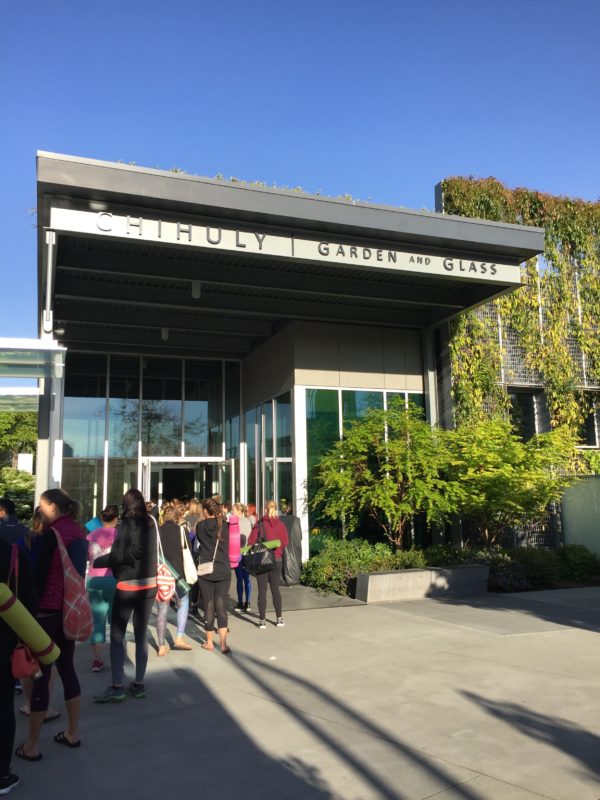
0;337;65;411
37;152;544;358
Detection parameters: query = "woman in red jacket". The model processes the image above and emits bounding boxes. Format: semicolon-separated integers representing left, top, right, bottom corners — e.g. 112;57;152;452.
247;500;289;629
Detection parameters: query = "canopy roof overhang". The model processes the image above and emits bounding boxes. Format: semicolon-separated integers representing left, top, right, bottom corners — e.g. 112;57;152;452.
0;338;66;411
37;152;545;359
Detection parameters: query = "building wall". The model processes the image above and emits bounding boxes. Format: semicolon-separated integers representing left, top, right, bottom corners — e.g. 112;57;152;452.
562;477;600;554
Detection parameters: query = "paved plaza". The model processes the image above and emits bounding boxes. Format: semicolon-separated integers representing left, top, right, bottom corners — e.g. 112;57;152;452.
12;585;600;800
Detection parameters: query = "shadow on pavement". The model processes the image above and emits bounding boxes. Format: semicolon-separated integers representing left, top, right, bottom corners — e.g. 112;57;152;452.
461;689;600;783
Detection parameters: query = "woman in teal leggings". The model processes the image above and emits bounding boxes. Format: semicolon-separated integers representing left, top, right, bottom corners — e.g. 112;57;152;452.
86;506;119;672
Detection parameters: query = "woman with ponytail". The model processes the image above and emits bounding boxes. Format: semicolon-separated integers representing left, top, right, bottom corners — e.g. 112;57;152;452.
196;498;231;654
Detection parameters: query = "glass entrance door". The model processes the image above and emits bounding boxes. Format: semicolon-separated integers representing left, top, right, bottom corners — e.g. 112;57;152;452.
141;459;235;505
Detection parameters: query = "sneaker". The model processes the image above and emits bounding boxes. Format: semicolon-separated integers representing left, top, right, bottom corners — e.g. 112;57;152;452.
243;602;251;612
93;685;126;704
276;618;285;627
235;601;244;611
0;774;20;796
13;681;22;694
125;681;146;699
258;619;266;629
92;660;104;673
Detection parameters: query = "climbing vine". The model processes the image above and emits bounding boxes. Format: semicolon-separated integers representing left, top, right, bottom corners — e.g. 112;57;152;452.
440;177;600;437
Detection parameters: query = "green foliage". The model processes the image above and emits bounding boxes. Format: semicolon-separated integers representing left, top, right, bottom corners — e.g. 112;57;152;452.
557;544;600;583
311;398;464;548
441;177;600;434
0;412;37;468
510;548;563;589
447;416;578;544
300;538;396;595
0;467;35;522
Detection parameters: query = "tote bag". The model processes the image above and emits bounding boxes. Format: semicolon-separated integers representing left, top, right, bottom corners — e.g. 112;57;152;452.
53;530;94;642
151;517;176;603
179;526;198;585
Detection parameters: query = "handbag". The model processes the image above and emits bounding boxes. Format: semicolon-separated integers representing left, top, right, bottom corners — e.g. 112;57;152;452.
53;530;94;642
242;522;276;576
8;545;42;679
197;537;220;577
152;516;176;603
180;526;198;585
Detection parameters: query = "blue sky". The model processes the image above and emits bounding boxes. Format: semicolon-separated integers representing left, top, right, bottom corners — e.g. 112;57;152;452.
1;0;599;338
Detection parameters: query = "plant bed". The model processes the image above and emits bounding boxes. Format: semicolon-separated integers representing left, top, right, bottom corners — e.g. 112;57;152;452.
355;565;490;603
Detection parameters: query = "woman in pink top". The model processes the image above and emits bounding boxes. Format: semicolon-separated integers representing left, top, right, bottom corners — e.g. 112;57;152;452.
87;506;119;673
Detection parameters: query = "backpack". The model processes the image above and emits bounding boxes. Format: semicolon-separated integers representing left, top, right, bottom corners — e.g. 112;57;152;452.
53;530;93;642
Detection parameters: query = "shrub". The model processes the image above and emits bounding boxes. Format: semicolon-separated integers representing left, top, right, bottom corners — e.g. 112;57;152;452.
557;545;600;583
394;549;427;570
301;539;395;595
487;561;531;592
510;548;562;589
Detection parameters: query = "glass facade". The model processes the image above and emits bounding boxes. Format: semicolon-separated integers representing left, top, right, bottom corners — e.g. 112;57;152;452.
305;388;425;529
61;353;240;512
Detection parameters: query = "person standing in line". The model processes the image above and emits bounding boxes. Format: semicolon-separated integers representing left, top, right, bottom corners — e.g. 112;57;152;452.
246;503;258;527
156;506;193;656
16;488;87;760
0;498;30;546
232;503;252;612
86;506;119;672
248;500;289;630
93;489;157;704
185;500;204;614
0;535;36;793
196;498;231;655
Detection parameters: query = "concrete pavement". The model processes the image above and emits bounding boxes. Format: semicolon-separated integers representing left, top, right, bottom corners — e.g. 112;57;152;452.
10;585;600;799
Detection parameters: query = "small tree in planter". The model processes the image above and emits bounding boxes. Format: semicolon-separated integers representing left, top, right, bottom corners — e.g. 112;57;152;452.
447;416;579;545
311;397;464;549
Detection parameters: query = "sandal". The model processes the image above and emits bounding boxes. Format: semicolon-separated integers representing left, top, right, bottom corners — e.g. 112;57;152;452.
221;647;232;656
15;745;42;762
54;731;81;749
19;706;60;723
200;643;214;651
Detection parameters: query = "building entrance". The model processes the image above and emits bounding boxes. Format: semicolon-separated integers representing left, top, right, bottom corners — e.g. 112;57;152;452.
142;459;236;505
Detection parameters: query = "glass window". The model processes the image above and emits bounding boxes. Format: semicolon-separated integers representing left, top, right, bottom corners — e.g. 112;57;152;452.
277;461;293;514
245;408;257;507
184;360;222;457
225;362;240;460
407;392;425;416
306;389;340;528
342;390;383;431
61;458;104;522
106;458;138;507
264;402;273;458
108;356;140;458
63;353;106;458
276;392;292;457
509;391;537;441
142;358;182;456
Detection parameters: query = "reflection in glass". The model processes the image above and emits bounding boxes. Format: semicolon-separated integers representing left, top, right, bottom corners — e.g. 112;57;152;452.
61;458;104;522
245;408;257;506
63;353;106;458
263;401;273;458
342;390;383;431
184;360;222;456
277;461;293;513
407;392;425;416
106;458;138;506
276;392;292;457
108;356;140;458
306;389;340;528
142;358;182;456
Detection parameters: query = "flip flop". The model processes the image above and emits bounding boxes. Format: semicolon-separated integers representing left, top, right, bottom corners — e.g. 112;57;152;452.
200;643;214;651
221;647;232;656
54;731;81;749
15;745;42;762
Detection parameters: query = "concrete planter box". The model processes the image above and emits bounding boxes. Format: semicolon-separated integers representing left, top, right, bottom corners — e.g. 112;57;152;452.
355;565;489;603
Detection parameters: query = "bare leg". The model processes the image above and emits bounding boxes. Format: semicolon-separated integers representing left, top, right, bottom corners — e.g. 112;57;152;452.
20;671;60;720
22;711;45;757
64;696;80;743
218;627;230;653
201;630;214;650
91;644;103;661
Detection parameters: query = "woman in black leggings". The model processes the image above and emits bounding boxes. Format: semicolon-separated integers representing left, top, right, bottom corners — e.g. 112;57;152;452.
94;489;157;703
196;498;231;654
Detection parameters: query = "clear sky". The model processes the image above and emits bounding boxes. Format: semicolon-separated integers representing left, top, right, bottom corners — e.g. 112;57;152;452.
1;0;598;338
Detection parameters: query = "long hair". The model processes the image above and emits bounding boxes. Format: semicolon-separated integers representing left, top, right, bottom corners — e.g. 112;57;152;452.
122;489;147;521
264;500;278;519
40;488;79;521
202;497;224;541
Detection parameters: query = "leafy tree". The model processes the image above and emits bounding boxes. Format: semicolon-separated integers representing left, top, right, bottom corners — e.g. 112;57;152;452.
0;412;37;468
0;467;35;522
311;398;464;549
447;416;579;545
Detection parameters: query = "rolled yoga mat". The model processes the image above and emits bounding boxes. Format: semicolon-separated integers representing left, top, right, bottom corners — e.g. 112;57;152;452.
0;583;61;664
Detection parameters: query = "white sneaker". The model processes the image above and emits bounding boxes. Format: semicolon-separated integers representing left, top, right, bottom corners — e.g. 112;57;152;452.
258;619;266;629
276;618;285;627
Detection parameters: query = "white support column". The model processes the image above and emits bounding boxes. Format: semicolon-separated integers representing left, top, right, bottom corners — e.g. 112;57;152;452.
292;385;309;562
422;329;439;427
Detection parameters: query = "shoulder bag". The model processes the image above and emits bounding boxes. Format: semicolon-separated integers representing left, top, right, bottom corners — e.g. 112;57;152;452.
242;522;276;576
179;525;198;585
8;544;42;679
53;530;94;642
197;536;220;577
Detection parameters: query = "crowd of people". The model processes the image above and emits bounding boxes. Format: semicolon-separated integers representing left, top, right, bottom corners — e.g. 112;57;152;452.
0;488;290;796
